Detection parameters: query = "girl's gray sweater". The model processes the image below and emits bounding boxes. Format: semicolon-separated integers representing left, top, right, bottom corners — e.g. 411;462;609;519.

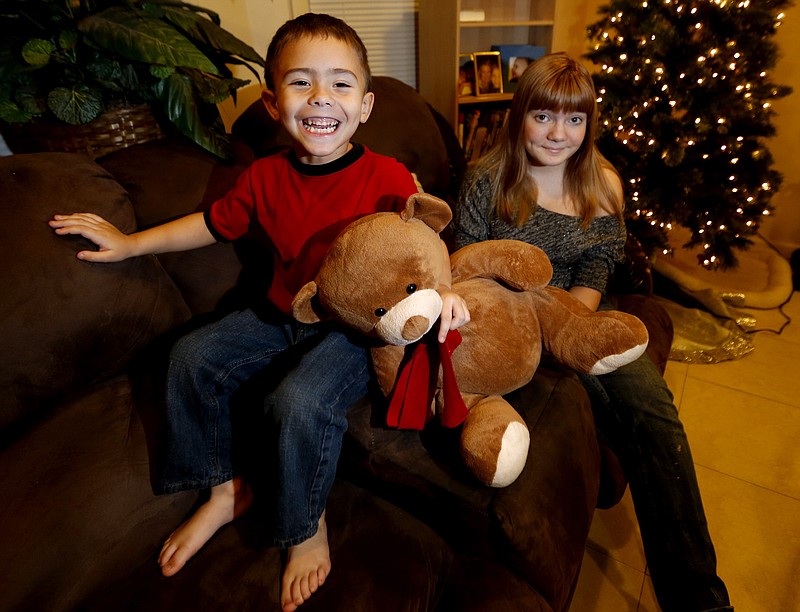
454;174;626;294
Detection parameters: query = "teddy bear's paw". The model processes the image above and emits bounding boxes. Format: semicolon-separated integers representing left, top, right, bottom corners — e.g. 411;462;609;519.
451;240;553;288
489;420;530;487
588;341;649;375
461;398;531;488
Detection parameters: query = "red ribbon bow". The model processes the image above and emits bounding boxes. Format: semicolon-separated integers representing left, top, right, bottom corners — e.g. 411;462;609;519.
386;329;469;430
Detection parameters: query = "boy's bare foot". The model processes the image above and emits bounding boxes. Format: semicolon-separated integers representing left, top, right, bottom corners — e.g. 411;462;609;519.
280;511;331;611
158;476;252;577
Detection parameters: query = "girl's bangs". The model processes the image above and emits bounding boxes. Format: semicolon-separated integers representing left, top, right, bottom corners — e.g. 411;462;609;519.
531;78;595;115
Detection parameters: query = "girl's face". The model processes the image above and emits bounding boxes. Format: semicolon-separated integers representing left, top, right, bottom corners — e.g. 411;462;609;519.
523;109;587;168
262;35;374;165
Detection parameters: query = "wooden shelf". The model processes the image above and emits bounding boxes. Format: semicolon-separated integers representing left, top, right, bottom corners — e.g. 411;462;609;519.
460;20;555;28
458;93;513;105
419;0;560;132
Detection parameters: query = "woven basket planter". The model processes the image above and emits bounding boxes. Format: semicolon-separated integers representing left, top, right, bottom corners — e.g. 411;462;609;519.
2;104;165;160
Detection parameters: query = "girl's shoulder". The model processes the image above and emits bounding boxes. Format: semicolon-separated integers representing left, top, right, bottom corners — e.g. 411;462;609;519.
461;167;494;198
594;163;624;218
602;165;623;193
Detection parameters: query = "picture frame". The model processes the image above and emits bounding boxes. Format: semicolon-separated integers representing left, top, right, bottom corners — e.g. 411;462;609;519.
473;51;503;96
457;53;475;97
491;44;546;93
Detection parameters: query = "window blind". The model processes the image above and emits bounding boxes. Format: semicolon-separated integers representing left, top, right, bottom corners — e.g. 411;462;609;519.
304;1;418;88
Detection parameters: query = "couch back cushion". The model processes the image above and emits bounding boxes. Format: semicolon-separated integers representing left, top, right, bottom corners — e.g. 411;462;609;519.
97;137;254;316
0;153;190;437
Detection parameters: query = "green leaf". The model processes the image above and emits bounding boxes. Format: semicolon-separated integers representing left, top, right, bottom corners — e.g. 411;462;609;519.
21;39;55;66
117;63;146;93
183;67;248;104
152;71;230;159
47;86;104;124
159;5;264;65
149;64;175;79
88;56;123;82
0;99;33;123
144;1;222;26
86;58;143;95
78;7;220;74
59;30;79;51
15;84;46;115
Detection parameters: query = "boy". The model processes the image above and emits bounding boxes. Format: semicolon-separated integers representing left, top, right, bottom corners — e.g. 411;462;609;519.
51;13;469;612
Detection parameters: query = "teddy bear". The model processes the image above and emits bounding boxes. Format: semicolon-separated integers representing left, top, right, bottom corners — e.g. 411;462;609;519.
292;192;649;488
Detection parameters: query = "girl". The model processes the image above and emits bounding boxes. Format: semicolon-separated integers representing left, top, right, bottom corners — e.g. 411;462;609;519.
454;52;732;612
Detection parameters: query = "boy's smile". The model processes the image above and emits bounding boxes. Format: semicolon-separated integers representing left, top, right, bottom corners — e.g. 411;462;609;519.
302;118;339;134
262;35;374;165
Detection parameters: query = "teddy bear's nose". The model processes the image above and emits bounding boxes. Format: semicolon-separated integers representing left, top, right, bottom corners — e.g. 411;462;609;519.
402;315;430;341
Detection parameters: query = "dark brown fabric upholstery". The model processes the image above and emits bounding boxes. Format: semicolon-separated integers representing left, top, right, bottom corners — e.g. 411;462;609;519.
342;367;597;612
84;479;454;612
0;153;190;435
98;138;254;316
0;377;198;610
612;293;674;375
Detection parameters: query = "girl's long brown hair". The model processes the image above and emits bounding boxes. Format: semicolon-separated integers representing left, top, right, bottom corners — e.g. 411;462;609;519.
471;52;623;228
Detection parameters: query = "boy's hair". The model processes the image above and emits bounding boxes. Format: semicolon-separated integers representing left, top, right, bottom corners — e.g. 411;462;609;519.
473;52;622;228
264;13;372;92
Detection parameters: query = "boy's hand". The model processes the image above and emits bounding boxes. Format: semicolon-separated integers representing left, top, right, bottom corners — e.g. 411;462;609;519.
438;288;470;343
49;213;134;262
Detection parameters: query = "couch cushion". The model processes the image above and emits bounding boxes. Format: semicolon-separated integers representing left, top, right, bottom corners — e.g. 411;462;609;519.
82;479;454;611
0;376;199;612
98;137;258;316
0;152;191;437
97;136;251;229
342;364;599;611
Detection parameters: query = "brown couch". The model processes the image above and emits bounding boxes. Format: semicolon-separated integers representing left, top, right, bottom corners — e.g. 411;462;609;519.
0;77;672;611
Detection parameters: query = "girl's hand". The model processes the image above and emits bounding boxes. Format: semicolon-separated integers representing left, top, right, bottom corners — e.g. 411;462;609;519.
438;288;470;343
49;213;135;262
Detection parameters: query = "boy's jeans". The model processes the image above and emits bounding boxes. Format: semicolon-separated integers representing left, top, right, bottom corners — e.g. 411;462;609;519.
579;351;732;612
158;307;370;548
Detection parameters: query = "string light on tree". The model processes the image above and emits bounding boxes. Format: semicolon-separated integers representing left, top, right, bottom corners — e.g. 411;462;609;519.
585;0;791;268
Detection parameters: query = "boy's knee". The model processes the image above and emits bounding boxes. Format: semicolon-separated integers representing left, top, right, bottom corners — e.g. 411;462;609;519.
265;384;311;420
169;329;218;374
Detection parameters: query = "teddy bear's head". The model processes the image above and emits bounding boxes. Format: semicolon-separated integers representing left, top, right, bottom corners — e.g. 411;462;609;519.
293;193;452;346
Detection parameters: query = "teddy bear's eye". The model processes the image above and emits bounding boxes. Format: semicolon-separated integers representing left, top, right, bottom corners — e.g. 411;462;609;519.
406;284;417;294
374;307;387;317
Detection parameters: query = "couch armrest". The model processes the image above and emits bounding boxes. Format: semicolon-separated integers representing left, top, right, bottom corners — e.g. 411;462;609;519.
341;364;599;611
607;231;655;296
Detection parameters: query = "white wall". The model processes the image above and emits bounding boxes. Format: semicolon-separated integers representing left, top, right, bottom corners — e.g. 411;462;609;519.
764;9;800;258
205;0;295;129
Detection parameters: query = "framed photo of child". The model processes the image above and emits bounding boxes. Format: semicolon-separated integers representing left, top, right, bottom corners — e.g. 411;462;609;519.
491;44;546;93
458;54;475;96
473;51;503;96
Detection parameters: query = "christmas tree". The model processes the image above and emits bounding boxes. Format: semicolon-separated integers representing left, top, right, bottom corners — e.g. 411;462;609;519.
585;0;792;268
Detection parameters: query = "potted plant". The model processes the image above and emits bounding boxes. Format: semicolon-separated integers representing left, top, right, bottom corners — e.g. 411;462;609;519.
0;0;265;159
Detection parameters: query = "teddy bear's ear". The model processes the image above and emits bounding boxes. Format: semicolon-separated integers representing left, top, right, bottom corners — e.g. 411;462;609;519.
400;192;452;234
292;281;327;324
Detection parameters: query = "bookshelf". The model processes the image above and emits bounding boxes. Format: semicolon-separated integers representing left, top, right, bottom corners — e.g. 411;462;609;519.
418;0;560;156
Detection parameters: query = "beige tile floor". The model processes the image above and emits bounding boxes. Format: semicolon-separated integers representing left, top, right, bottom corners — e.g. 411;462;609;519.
570;291;800;611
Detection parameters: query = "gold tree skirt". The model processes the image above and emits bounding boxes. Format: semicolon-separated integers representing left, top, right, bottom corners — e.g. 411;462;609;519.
652;230;794;362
